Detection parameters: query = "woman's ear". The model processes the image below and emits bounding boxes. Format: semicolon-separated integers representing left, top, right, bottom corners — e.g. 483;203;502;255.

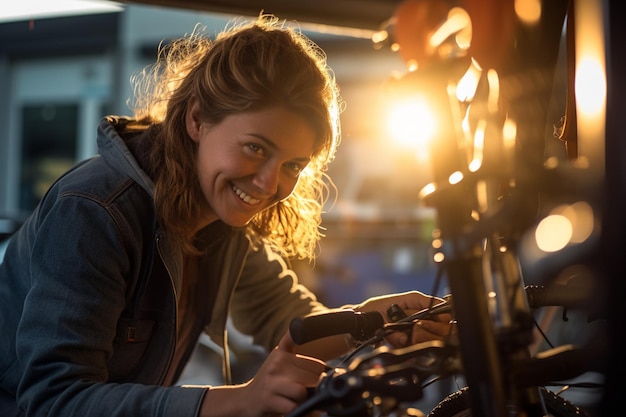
185;97;203;142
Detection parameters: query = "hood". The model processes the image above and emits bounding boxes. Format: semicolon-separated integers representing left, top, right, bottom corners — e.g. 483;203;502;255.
97;116;156;198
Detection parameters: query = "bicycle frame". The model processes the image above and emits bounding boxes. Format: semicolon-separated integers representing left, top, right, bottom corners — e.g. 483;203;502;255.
402;0;607;416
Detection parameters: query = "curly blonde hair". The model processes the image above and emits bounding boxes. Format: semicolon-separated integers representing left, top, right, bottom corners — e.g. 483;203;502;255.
129;15;342;259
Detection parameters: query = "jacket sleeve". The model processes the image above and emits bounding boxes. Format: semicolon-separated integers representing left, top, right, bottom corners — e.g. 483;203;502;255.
229;244;328;351
12;192;205;417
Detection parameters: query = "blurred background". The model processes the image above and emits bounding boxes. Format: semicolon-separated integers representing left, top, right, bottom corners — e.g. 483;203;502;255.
0;0;616;414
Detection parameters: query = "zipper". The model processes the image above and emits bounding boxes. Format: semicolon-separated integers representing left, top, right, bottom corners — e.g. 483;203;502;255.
154;232;179;385
127;227;156;342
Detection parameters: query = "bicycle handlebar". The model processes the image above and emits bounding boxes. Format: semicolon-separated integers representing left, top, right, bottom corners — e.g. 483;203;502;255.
525;277;592;309
290;279;590;347
289;309;384;345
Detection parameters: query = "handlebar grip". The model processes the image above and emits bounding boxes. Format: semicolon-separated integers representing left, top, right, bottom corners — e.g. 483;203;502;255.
289;309;384;345
525;283;589;309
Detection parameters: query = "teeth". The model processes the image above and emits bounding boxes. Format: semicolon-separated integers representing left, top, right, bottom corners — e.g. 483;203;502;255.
233;186;260;205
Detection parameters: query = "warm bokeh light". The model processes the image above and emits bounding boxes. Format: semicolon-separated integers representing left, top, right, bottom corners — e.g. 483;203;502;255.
371;30;389;45
430;7;472;52
456;59;482;102
471;119;486;169
535;214;572;252
514;0;542;25
486;69;500;113
559;202;595;244
419;182;437;199
476;180;488;212
468;159;481;172
502;117;517;169
534;202;595;252
502;118;517;150
448;171;463;184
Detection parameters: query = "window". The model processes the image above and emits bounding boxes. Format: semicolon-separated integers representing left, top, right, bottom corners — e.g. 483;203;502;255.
19;103;77;210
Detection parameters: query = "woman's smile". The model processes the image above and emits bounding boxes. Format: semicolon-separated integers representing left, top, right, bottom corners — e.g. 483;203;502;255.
186;104;317;229
232;185;261;205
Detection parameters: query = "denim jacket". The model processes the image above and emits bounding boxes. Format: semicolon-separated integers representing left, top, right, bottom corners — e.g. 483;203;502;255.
0;117;325;417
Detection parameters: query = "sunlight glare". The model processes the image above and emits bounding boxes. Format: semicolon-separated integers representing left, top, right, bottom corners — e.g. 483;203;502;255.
386;97;437;160
574;0;606;178
575;57;606;117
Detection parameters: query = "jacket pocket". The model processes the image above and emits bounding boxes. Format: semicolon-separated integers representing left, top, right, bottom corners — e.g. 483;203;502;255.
106;316;156;382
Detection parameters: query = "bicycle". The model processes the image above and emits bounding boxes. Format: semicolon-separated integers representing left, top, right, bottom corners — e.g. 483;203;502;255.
287;275;604;417
285;1;610;416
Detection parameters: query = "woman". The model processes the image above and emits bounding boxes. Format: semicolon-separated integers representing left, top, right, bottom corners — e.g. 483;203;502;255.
0;15;452;417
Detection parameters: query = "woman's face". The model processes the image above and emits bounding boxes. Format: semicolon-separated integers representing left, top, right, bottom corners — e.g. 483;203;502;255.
186;102;317;229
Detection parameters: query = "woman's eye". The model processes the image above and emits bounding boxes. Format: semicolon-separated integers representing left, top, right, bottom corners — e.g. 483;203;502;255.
246;143;264;155
284;162;304;177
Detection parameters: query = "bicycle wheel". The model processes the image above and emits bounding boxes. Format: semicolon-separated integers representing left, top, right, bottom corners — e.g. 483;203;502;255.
427;386;591;417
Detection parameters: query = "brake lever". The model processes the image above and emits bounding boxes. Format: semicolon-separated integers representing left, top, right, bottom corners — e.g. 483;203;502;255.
287;341;460;417
348;340;458;373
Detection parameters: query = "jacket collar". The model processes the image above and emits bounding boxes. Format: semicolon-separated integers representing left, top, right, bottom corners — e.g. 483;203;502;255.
97;116;155;198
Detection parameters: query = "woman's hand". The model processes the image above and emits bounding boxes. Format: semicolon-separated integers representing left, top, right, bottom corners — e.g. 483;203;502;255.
355;291;455;347
200;332;326;417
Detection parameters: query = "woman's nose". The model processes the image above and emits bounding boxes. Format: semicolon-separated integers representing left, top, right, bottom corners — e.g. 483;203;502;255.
252;162;280;195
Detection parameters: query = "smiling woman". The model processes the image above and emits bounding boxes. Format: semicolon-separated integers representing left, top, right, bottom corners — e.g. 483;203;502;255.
0;13;453;417
130;16;343;258
185;105;317;231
